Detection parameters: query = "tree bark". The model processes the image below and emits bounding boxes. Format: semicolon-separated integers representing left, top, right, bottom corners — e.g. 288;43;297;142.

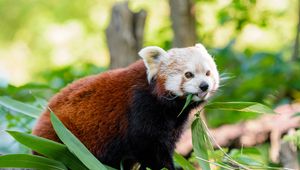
169;0;197;47
279;140;299;170
105;1;146;69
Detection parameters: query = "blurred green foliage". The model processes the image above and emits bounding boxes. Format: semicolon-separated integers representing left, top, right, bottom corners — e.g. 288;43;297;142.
207;40;300;127
0;0;299;167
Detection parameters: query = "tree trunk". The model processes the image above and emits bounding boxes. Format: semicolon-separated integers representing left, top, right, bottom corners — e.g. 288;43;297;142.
279;139;299;169
169;0;197;47
105;1;146;69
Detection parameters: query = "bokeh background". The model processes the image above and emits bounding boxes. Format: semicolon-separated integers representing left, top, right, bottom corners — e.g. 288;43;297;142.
0;0;300;168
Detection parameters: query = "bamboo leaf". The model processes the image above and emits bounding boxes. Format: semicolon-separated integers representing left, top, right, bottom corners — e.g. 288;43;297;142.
0;154;67;170
178;94;194;117
234;155;263;167
191;117;212;170
205;102;275;114
0;96;42;118
50;112;108;170
7;130;88;170
173;152;195;170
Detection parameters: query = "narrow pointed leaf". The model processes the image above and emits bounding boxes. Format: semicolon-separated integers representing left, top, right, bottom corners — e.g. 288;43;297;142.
178;94;194;117
192;117;212;170
205;102;275;114
7;130;88;170
50;112;108;170
0;96;42;118
0;154;67;170
234;155;263;167
173;152;195;170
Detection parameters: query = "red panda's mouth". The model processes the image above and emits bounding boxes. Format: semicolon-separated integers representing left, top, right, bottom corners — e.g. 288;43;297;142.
186;92;208;101
197;91;208;99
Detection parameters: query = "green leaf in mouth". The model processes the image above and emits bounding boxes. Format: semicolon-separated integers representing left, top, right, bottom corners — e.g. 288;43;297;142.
177;94;194;117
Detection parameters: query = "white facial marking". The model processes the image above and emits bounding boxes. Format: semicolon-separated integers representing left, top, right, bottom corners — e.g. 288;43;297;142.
165;75;184;96
161;43;219;101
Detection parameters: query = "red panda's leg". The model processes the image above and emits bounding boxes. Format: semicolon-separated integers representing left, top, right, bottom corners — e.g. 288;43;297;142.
139;151;175;170
134;142;175;170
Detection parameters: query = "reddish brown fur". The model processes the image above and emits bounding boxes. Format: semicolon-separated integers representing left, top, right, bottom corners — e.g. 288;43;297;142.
32;60;148;156
153;75;167;97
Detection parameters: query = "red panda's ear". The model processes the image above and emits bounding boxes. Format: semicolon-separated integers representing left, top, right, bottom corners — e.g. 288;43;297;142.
138;46;167;82
195;43;210;57
195;43;205;49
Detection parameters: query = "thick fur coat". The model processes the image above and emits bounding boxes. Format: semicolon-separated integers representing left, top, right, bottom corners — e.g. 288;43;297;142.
33;44;219;170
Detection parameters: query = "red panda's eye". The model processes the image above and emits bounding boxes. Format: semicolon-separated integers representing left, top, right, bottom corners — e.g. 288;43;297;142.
184;72;194;79
206;70;211;76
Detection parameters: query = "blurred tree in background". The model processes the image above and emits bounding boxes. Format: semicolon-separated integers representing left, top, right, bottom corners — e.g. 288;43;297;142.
0;0;300;168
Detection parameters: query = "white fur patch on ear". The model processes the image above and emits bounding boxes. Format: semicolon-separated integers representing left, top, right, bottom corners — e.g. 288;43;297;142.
138;46;167;82
195;43;206;49
195;43;209;55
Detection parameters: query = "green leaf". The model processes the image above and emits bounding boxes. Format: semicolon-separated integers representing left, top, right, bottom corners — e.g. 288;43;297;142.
7;130;88;170
50;112;108;170
173;152;195;170
234;155;263;167
0;96;42;118
178;94;194;117
191;117;212;170
205;102;275;114
0;154;67;170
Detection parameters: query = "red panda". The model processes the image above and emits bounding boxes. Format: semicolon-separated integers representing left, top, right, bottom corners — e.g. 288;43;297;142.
32;43;219;170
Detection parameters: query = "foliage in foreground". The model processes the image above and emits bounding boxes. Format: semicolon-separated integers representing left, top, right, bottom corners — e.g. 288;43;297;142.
0;95;281;170
0;98;110;170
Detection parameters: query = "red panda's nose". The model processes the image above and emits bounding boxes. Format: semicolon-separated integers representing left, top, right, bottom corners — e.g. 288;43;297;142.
199;82;209;92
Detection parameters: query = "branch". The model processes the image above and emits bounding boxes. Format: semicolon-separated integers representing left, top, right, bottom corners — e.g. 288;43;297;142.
176;103;300;156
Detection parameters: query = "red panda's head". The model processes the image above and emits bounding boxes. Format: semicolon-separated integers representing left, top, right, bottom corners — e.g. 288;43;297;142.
138;43;219;102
